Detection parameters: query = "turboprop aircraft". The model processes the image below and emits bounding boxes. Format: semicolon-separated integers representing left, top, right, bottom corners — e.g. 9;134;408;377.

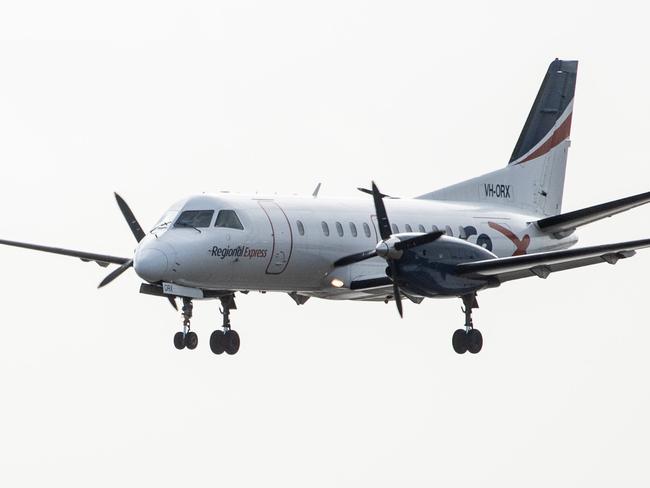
2;58;650;355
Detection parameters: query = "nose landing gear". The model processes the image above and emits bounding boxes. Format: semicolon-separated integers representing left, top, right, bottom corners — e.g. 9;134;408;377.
209;295;240;356
452;294;483;355
173;298;198;350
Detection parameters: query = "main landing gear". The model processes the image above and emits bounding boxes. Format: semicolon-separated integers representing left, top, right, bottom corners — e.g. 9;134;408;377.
172;295;240;355
209;295;240;356
452;294;483;355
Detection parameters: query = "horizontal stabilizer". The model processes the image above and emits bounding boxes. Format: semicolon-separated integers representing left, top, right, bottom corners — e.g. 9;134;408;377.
536;190;650;235
455;238;650;283
0;239;130;267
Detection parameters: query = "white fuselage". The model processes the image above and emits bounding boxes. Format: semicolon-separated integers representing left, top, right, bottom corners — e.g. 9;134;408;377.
133;193;578;300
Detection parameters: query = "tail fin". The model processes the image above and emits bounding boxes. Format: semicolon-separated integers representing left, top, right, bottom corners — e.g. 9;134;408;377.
509;59;577;165
418;58;578;217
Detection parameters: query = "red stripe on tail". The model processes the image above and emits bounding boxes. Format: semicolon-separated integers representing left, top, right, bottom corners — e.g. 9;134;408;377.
515;113;572;165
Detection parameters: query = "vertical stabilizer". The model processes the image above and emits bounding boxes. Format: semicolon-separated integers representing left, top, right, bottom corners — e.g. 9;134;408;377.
509;58;577;165
418;59;578;217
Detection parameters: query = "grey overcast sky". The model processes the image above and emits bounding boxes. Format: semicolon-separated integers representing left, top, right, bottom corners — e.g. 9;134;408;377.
1;1;649;487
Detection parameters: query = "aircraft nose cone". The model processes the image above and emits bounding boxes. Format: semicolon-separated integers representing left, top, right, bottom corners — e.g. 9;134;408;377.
134;248;169;282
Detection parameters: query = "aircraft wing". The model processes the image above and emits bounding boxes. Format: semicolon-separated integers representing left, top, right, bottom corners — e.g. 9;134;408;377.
454;238;650;283
0;239;131;267
536;191;650;236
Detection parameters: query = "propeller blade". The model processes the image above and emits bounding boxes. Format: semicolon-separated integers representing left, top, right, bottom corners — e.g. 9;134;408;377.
114;193;146;243
389;260;403;318
333;249;378;267
167;296;178;311
358;187;395;199
394;231;445;251
371;181;392;240
98;259;133;288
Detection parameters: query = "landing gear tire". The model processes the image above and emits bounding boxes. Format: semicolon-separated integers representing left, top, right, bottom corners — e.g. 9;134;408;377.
224;330;240;355
173;331;186;350
185;331;198;350
454;294;483;355
452;329;468;354
173;297;194;351
467;328;483;354
210;330;226;355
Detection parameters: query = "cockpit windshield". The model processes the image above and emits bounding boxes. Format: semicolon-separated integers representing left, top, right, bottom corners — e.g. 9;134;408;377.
215;210;244;230
150;210;179;232
174;210;215;228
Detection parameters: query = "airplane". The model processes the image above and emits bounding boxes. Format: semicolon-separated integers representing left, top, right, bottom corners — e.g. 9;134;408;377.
2;58;650;356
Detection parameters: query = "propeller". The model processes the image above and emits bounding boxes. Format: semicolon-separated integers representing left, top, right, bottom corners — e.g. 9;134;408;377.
98;258;134;288
334;181;445;317
372;181;392;241
333;249;378;267
394;230;444;251
167;296;178;311
114;192;146;242
96;193;144;288
389;260;403;317
95;193;179;311
357;187;397;199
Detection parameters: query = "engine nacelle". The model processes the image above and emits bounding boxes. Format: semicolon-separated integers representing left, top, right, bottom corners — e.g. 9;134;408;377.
394;235;497;297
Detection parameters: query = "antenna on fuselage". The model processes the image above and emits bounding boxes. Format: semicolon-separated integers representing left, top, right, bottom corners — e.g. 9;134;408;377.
312;183;322;198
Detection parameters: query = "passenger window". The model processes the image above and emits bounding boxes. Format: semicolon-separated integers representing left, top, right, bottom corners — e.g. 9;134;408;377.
363;222;371;238
175;210;214;228
391;223;399;234
432;225;439;232
405;224;412;232
214;210;244;230
418;224;426;232
349;222;358;237
445;225;453;236
322;221;330;236
336;221;344;237
297;220;305;236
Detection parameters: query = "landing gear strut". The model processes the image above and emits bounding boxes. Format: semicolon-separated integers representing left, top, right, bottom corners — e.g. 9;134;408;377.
452;294;483;354
209;295;240;355
173;298;198;350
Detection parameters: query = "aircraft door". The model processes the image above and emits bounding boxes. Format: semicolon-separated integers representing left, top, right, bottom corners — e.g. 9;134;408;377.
258;200;293;274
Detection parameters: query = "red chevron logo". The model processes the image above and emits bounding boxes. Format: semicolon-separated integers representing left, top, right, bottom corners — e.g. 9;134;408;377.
488;222;530;256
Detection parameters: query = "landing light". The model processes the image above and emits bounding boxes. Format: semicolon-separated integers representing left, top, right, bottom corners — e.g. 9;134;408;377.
331;278;345;288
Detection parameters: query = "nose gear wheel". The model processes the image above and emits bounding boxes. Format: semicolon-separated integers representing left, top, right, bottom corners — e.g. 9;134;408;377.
173;297;198;350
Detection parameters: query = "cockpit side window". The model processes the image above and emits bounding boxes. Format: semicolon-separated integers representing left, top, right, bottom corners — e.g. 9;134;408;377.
174;210;214;228
215;210;244;230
